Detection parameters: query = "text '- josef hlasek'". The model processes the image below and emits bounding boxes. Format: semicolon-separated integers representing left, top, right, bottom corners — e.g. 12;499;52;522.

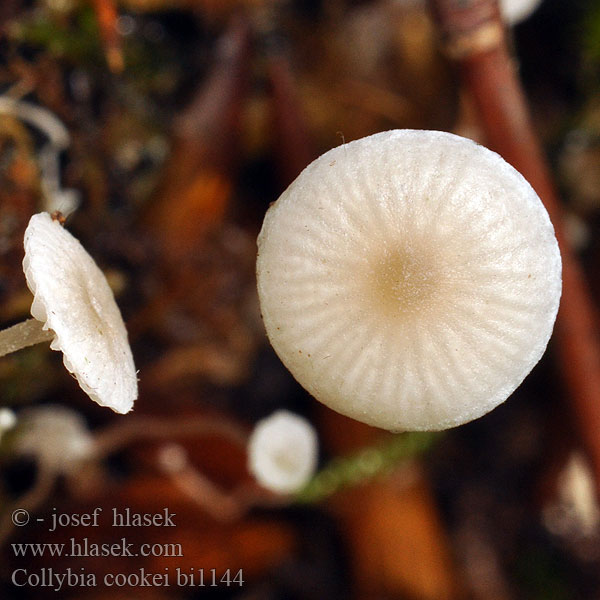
41;507;176;531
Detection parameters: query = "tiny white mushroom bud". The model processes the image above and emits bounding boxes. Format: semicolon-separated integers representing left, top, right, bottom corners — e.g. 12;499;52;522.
248;410;318;494
0;408;16;431
256;130;561;432
556;452;600;536
500;0;543;25
22;212;138;413
13;405;94;475
395;0;543;26
0;408;17;443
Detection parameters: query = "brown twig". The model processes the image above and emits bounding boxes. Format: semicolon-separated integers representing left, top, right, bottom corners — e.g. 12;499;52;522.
428;0;600;498
92;415;249;459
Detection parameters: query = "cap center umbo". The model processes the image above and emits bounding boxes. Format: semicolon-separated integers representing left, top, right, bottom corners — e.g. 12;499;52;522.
366;245;441;319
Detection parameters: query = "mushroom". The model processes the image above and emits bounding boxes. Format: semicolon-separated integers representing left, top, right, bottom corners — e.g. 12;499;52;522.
0;212;137;414
256;130;561;432
500;0;543;25
0;405;95;545
0;408;16;444
11;405;94;476
248;410;318;494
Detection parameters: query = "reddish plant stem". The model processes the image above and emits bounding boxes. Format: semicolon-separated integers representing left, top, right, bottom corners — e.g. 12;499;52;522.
429;0;600;497
144;16;251;261
170;16;251;173
254;6;315;186
266;49;315;186
91;0;124;73
93;415;249;459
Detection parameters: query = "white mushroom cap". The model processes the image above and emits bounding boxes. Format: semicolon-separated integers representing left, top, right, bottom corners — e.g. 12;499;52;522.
0;408;17;444
256;130;561;432
23;212;137;414
13;405;94;475
394;0;543;26
0;408;16;431
500;0;543;25
248;410;318;494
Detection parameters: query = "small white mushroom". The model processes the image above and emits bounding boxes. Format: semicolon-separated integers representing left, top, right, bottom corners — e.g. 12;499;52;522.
500;0;543;25
256;130;561;432
0;405;96;545
0;408;17;444
248;410;318;494
0;212;137;414
12;405;94;475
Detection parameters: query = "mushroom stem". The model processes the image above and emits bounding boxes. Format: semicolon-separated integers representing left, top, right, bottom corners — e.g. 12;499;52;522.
160;454;246;522
0;318;54;358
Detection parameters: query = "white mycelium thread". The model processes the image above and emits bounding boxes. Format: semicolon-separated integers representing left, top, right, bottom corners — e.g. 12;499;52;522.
248;410;318;494
23;213;138;414
256;130;561;431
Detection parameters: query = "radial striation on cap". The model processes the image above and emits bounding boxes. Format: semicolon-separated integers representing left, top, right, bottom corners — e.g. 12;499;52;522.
248;410;318;494
256;130;562;431
23;212;138;414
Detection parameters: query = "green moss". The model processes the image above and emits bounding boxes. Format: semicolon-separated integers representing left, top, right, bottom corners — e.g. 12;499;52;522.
296;431;439;504
11;6;104;66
